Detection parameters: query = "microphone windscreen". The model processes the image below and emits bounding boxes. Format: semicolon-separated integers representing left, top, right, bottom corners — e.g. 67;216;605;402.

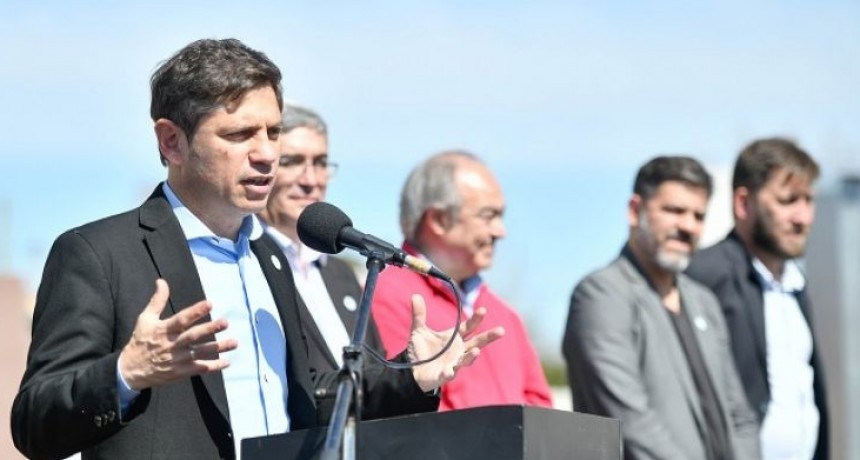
297;201;353;254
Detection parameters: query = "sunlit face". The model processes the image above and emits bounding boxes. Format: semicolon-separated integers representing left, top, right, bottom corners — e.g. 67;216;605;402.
631;181;709;273
439;163;507;278
165;85;281;233
264;127;330;233
747;168;815;260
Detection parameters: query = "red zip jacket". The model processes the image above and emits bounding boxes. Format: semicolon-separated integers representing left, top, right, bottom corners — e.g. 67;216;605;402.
371;245;553;411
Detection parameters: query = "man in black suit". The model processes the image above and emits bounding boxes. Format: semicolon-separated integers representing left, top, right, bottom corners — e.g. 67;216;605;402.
258;104;388;380
11;38;502;460
687;137;827;460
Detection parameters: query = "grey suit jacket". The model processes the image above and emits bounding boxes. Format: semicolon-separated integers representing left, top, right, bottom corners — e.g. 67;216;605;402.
563;248;760;460
11;186;435;460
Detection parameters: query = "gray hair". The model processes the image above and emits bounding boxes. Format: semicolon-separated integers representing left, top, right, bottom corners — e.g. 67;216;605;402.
399;150;483;242
281;103;327;136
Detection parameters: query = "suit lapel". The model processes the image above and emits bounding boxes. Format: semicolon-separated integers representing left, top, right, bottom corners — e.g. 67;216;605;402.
138;186;231;422
643;294;707;430
742;257;768;369
295;288;340;370
618;258;706;428
251;234;318;429
301;260;360;369
678;277;728;412
318;258;387;364
796;289;813;329
727;232;769;369
318;261;360;339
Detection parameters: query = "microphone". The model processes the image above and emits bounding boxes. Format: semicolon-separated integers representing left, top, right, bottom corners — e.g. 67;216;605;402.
297;201;450;281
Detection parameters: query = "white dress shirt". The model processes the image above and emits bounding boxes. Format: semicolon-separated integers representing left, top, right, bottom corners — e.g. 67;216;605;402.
266;226;352;367
753;258;819;460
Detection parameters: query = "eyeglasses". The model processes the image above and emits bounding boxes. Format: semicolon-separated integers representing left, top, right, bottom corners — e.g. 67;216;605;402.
277;154;339;179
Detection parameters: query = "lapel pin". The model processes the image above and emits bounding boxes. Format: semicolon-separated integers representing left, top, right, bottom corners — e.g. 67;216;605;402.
270;255;282;270
693;316;708;332
343;295;357;312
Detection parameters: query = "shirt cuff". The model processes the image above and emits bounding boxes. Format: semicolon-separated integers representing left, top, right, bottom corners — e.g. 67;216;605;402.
116;361;141;415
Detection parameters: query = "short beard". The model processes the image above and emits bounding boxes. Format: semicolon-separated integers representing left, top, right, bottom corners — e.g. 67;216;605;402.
750;205;805;260
633;213;691;274
654;250;690;273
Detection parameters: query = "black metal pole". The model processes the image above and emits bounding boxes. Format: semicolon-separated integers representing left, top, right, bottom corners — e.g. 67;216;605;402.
319;255;386;460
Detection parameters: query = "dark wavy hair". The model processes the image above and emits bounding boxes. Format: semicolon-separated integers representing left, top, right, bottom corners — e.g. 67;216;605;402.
633;155;712;200
732;137;820;192
150;38;283;165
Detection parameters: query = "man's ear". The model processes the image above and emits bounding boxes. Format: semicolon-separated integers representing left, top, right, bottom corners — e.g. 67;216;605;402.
424;207;452;236
154;119;188;166
733;186;751;222
627;194;643;228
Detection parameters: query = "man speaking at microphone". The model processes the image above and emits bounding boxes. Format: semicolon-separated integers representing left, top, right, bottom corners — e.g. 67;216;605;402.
371;150;553;411
11;40;503;460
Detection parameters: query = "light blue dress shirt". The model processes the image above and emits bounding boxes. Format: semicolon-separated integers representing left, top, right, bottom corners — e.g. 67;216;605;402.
117;182;290;459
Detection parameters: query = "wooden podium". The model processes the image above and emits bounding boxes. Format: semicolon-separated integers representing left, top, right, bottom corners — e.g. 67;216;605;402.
242;405;621;459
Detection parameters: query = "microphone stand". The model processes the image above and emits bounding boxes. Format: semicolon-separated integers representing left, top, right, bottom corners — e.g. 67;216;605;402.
319;254;386;460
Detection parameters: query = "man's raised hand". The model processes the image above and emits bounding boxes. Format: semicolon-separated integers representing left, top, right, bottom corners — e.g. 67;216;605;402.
118;279;238;391
407;294;505;392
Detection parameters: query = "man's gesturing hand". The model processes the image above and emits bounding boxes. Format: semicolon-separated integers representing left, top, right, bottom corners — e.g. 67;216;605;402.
118;279;238;391
408;294;505;393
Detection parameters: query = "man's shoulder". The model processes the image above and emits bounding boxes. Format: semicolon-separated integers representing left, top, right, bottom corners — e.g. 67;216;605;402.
478;284;520;315
72;207;142;236
693;234;747;265
378;264;426;282
576;257;631;290
48;207;143;254
568;257;642;310
375;265;433;298
52;187;169;254
63;186;164;241
41;206;149;272
688;234;749;283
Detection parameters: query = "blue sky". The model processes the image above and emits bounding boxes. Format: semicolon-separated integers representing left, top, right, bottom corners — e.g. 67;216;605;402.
1;1;858;360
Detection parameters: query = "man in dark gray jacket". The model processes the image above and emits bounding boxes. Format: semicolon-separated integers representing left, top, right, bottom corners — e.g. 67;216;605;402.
11;38;502;460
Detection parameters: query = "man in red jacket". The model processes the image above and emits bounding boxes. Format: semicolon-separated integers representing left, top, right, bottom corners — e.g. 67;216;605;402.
372;150;553;411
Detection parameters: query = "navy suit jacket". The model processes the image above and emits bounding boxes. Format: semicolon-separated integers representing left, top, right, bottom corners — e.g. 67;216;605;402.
11;186;434;460
687;231;829;460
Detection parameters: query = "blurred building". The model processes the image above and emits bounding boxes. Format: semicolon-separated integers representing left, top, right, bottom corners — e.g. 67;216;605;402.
0;274;32;459
700;164;734;248
805;175;860;460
